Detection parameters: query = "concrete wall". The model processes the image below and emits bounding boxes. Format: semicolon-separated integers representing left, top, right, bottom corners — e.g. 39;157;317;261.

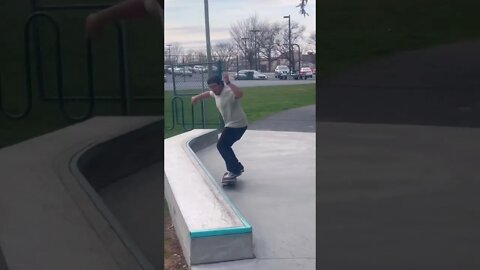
164;129;254;266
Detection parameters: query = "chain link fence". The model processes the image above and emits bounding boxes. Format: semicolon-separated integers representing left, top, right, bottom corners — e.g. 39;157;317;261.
165;60;224;133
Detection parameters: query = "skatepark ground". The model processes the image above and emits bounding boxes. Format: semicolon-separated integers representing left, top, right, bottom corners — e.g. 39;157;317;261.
103;105;316;270
192;118;316;270
316;40;480;269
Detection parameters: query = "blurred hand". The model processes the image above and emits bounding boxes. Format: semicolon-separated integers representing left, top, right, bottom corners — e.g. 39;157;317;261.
191;96;199;105
144;0;162;17
223;72;230;83
85;13;104;39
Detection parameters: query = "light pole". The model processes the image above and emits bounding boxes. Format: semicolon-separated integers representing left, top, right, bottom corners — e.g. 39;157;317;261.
241;37;248;69
166;44;176;88
204;0;213;76
283;15;293;73
250;29;260;71
166;44;172;68
284;43;301;74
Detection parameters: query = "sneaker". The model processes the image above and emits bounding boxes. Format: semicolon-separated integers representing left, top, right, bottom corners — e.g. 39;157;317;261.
239;163;245;174
222;171;238;180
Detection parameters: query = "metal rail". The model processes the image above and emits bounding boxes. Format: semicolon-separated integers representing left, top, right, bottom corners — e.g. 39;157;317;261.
1;1;161;121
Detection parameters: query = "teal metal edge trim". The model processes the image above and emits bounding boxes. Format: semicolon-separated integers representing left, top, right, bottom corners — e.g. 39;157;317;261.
185;130;253;235
190;225;252;239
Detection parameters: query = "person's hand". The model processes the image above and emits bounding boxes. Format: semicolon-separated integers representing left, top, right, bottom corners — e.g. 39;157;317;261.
144;0;162;17
85;13;105;39
223;73;230;83
191;96;199;105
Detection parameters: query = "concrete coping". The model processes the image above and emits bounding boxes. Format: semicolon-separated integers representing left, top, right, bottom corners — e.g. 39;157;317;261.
164;129;254;265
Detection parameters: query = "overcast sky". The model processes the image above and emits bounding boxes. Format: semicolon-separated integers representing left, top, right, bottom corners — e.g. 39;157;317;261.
164;0;316;51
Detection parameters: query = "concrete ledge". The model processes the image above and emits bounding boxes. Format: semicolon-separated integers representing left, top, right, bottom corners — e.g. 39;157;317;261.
78;120;163;189
0;117;161;270
72;119;163;270
164;129;254;266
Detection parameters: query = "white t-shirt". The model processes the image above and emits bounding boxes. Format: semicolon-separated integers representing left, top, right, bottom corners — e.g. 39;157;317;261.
210;86;248;128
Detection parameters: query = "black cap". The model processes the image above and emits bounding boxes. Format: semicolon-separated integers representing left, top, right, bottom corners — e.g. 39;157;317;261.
207;75;222;85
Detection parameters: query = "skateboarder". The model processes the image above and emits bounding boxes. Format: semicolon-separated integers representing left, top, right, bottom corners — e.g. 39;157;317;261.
191;73;248;185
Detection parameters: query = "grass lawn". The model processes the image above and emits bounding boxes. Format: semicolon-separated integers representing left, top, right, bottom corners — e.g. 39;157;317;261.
164;83;316;138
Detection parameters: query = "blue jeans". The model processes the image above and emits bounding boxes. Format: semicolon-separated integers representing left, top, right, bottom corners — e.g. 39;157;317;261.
217;126;247;175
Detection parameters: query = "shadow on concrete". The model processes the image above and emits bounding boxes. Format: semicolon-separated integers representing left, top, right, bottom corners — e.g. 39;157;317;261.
0;246;8;270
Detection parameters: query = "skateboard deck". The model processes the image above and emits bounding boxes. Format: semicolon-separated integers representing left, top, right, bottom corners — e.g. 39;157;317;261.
221;172;237;187
221;178;237;187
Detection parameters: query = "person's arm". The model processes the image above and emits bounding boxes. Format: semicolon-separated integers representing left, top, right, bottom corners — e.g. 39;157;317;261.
191;91;212;105
144;0;163;18
223;73;243;99
86;0;162;38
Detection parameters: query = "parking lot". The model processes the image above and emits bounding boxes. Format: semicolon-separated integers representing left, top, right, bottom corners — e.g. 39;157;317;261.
164;72;316;91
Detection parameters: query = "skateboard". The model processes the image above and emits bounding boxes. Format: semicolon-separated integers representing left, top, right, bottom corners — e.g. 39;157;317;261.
221;172;237;187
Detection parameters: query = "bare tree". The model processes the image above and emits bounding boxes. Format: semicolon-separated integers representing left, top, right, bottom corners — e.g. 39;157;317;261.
229;15;262;69
230;15;309;71
309;32;316;45
297;0;308;17
212;42;236;62
184;49;196;64
257;22;282;72
303;31;316;53
191;49;207;63
212;42;237;71
277;21;306;71
166;42;184;65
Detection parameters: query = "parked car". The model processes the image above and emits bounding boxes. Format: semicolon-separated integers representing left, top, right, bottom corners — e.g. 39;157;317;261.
193;65;207;73
234;70;268;80
234;70;247;80
299;67;313;80
164;65;173;74
252;70;268;80
173;66;193;76
274;65;290;79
